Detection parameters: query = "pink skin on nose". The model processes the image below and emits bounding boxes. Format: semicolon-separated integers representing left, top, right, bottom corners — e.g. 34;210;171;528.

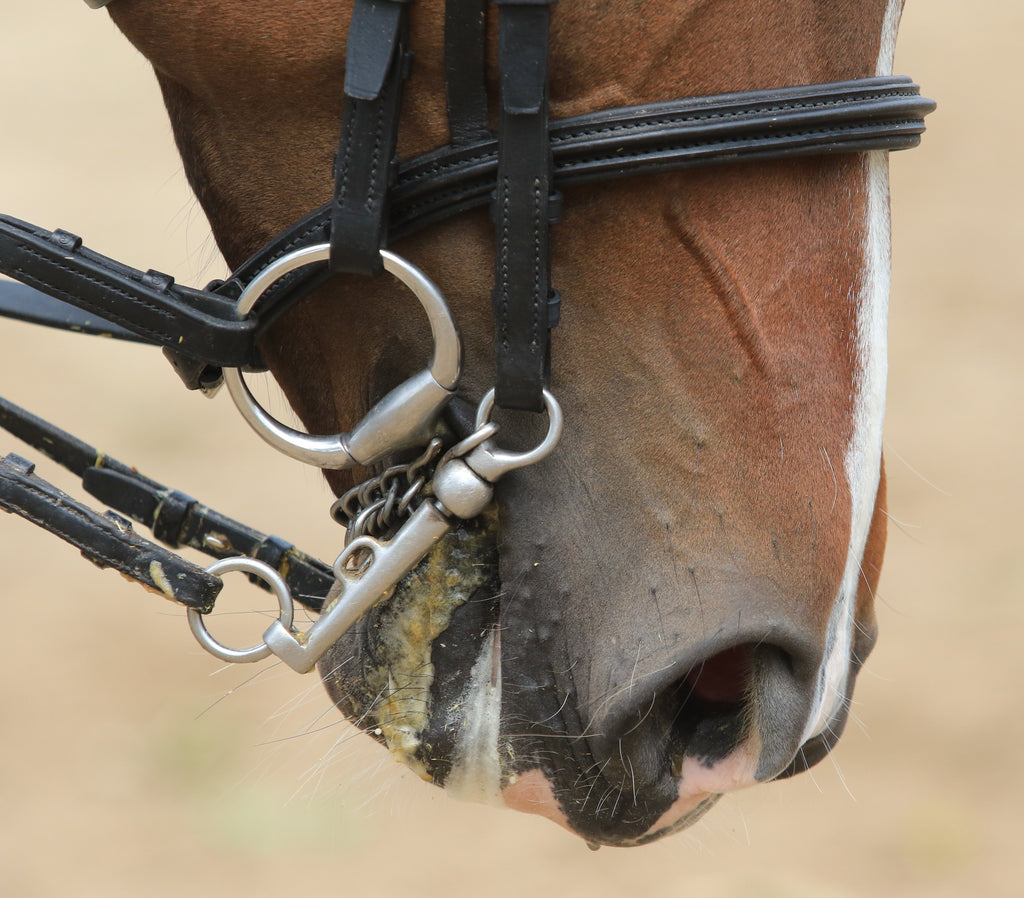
500;746;762;841
500;649;764;840
647;745;761;835
501;770;570;830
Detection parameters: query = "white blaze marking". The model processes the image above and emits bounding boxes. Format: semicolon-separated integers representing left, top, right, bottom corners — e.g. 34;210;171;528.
801;1;900;742
877;0;902;78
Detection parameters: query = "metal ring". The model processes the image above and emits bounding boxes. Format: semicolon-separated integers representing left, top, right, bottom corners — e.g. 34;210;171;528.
471;388;564;476
222;245;461;469
187;557;296;664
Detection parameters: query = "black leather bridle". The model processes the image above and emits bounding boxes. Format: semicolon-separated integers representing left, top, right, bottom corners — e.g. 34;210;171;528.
0;0;934;623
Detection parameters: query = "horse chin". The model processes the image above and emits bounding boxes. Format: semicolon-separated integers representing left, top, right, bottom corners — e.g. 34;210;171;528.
317;508;503;785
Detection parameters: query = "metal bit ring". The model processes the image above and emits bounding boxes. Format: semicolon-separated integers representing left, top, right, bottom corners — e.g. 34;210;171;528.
467;388;564;481
222;245;461;470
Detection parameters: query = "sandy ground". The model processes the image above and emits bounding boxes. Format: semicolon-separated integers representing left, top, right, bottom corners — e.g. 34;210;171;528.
1;3;1020;896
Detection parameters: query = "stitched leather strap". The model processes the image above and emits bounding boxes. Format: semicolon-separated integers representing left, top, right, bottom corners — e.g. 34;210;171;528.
395;76;936;231
0;215;260;368
0;395;331;611
0;452;223;611
82;467;330;611
212;77;935;361
0;278;149;343
329;0;414;275
0;78;935;386
491;0;557;412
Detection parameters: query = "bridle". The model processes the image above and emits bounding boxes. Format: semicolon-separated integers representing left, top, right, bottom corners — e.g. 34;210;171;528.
0;0;934;672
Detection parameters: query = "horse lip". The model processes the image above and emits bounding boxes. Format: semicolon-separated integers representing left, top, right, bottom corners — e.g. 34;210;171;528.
622;795;722;847
561;795;723;849
315;507;501;784
443;625;505;804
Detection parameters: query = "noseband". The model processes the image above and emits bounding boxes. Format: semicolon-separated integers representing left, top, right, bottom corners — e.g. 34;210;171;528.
0;0;934;670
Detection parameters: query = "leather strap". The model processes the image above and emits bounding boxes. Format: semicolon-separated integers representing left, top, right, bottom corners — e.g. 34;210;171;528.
329;0;414;275
82;467;330;611
211;77;934;363
394;76;936;234
0;452;222;611
491;0;557;412
0;215;260;368
0;395;331;611
445;0;490;144
0;278;150;343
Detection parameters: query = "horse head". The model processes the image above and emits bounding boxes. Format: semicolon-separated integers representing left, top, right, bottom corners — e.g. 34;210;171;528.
107;0;904;846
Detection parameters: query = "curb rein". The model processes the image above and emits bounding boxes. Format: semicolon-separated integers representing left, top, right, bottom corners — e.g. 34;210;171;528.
0;0;934;674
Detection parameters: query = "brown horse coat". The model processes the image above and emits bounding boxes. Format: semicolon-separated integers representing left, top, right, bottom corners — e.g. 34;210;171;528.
109;0;900;845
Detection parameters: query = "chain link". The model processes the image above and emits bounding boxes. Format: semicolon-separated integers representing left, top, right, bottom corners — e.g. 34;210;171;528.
330;438;445;544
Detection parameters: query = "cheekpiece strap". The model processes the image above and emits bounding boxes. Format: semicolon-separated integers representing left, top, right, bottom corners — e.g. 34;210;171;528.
329;0;415;276
491;0;558;412
444;0;490;144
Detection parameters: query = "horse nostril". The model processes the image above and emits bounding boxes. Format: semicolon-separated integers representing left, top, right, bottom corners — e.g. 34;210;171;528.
682;644;753;706
665;644;756;776
604;641;807;795
602;644;753;791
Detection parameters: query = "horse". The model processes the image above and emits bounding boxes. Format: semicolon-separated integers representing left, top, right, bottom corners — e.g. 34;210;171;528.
93;0;910;847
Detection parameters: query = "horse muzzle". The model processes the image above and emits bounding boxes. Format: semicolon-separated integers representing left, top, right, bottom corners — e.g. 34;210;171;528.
317;500;877;847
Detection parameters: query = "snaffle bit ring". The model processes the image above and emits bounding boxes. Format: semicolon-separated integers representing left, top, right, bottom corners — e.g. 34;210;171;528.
222;245;461;470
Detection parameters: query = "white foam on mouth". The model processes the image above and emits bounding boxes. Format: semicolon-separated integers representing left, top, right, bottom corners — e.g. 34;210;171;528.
445;628;504;805
801;1;900;743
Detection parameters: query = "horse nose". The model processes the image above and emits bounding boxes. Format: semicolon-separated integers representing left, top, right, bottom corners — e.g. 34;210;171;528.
586;630;822;819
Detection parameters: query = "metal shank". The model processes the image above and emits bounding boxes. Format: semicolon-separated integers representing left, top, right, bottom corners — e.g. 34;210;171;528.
263;500;452;673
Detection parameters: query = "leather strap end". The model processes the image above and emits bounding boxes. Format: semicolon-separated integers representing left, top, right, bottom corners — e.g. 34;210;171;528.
0;454;221;611
344;0;407;100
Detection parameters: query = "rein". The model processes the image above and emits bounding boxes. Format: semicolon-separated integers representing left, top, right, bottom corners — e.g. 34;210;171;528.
0;0;934;672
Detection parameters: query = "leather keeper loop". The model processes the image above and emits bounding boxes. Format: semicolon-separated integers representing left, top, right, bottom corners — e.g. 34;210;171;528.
151;489;198;547
252;535;293;581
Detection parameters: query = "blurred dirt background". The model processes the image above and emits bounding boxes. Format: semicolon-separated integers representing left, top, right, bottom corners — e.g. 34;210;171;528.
1;2;1020;896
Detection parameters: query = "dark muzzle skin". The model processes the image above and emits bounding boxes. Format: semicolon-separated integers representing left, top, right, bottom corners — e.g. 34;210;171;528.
319;479;875;847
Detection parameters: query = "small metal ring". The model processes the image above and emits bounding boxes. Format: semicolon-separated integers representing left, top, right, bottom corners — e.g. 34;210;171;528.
187;557;296;664
471;388;564;476
222;245;460;469
447;420;500;459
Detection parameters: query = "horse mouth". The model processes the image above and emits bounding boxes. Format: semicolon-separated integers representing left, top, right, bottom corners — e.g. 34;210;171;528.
317;507;502;783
